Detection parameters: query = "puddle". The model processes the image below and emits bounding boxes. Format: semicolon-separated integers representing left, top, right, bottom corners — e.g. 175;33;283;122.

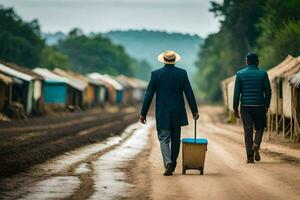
2;120;153;200
90;120;154;200
74;163;90;174
21;176;80;200
39;122;140;174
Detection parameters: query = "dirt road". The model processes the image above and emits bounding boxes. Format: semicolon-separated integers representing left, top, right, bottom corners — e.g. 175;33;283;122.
1;105;299;199
130;106;300;200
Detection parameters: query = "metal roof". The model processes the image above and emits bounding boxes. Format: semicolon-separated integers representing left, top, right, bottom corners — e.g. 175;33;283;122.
281;56;300;78
0;62;34;82
53;68;88;91
0;60;43;80
115;75;132;88
116;75;139;88
116;75;149;89
0;72;13;84
65;70;104;86
88;73;123;90
267;55;295;80
33;68;68;83
132;78;148;89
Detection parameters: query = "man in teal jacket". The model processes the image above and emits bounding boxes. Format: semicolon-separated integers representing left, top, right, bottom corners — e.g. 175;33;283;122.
233;53;271;163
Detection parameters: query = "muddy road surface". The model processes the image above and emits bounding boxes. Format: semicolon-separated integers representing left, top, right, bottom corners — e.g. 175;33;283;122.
134;106;300;200
0;107;139;195
1;105;299;200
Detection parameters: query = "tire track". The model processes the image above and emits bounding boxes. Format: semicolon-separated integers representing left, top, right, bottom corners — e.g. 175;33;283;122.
0;109;139;181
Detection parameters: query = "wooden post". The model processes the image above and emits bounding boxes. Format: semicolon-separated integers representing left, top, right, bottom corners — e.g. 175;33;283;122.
276;95;279;134
9;84;12;104
270;114;274;135
275;113;278;134
283;116;285;139
290;117;293;140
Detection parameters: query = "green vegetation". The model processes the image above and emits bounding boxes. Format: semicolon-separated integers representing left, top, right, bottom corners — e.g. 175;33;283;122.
56;28;136;76
105;30;203;75
40;46;70;70
196;0;300;102
256;0;300;68
133;59;152;81
44;30;201;80
0;7;148;79
0;6;44;68
0;6;71;70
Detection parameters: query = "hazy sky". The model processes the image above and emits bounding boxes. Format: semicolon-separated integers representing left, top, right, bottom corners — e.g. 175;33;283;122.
0;0;221;37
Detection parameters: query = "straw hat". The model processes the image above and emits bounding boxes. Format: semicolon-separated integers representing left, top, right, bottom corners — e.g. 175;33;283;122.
158;50;181;64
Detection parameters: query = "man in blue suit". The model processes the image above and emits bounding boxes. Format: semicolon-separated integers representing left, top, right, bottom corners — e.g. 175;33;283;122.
140;50;199;176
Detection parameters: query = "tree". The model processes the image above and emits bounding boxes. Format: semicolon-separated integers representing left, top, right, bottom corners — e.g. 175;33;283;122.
56;29;136;76
40;46;70;70
195;0;300;102
195;0;264;101
0;6;44;68
256;0;300;68
132;59;152;81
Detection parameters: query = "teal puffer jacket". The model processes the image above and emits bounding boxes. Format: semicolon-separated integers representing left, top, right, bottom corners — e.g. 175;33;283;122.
233;65;271;111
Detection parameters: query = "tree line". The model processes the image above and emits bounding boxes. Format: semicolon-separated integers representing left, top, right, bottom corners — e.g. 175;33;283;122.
195;0;300;102
0;6;148;79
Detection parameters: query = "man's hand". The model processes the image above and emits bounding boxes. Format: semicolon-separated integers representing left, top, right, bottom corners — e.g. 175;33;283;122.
140;115;147;124
234;110;240;118
193;113;199;120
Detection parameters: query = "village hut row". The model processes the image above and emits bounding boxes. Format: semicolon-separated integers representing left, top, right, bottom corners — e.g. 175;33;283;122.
0;60;148;118
221;55;300;142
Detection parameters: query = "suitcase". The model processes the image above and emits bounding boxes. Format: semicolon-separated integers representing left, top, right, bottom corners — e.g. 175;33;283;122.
182;119;208;175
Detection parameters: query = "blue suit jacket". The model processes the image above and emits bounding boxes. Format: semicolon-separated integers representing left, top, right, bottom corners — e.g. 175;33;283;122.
141;64;198;130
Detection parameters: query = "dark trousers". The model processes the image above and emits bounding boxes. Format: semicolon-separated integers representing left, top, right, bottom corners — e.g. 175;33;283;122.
157;126;181;168
241;106;266;158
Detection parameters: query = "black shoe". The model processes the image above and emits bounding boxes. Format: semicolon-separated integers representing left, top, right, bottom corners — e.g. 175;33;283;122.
252;144;261;161
254;149;261;161
247;157;254;164
171;162;177;172
164;164;173;176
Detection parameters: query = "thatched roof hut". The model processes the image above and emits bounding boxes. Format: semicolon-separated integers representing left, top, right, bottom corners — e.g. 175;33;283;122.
88;73;124;104
265;55;300;139
279;56;300;117
53;68;88;108
0;62;38;114
267;55;295;115
288;57;300;142
221;75;235;112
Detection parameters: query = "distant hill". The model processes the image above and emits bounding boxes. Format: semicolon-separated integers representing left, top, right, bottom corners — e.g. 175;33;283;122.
105;30;203;74
43;30;203;76
43;32;67;46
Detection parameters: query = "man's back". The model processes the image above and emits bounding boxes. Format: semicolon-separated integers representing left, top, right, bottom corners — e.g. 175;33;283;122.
141;64;198;130
153;65;186;108
140;50;199;176
233;52;272;164
233;65;271;110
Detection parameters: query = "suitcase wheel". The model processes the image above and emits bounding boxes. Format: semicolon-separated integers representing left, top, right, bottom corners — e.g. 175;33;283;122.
199;166;204;175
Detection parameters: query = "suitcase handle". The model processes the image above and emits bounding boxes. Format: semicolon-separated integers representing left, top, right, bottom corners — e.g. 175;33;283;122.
194;119;197;143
